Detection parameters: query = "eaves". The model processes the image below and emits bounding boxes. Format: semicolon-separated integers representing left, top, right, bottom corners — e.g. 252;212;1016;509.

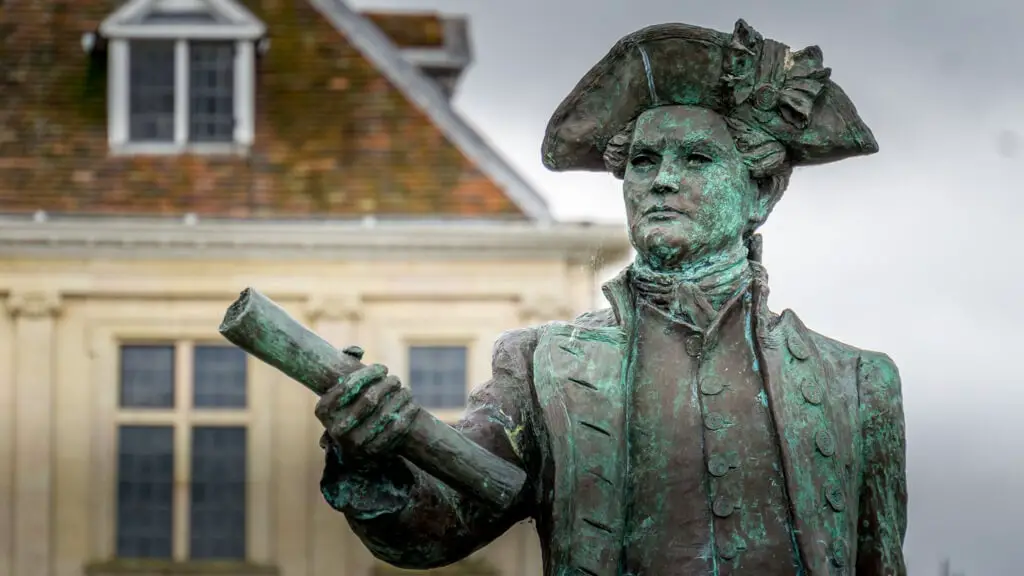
0;215;629;265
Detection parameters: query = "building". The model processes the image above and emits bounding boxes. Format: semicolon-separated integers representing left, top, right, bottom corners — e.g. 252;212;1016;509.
0;1;630;575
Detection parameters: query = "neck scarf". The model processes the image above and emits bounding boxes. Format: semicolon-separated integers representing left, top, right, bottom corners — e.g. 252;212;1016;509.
630;241;754;328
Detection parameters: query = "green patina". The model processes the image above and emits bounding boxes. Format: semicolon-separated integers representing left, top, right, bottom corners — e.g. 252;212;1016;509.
218;16;907;576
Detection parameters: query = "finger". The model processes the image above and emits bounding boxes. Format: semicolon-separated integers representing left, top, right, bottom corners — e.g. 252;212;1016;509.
365;393;419;454
353;388;418;454
330;375;403;439
335;363;390;408
315;363;388;424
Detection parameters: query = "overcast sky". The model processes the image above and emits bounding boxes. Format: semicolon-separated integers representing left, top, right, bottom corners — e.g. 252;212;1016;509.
351;1;1023;573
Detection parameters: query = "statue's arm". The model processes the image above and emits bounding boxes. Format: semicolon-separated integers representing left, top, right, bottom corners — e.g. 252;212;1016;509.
855;352;909;576
319;327;542;569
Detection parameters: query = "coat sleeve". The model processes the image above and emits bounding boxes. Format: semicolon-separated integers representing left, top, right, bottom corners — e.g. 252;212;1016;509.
319;327;542;570
855;351;909;576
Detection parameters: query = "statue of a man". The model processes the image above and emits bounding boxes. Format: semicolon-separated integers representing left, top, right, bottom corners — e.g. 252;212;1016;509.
314;19;907;576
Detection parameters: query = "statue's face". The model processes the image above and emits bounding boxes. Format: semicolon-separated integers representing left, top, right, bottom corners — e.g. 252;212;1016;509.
623;105;758;269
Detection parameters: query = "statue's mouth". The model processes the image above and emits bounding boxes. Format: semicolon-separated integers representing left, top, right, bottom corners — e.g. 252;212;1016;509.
643;206;691;220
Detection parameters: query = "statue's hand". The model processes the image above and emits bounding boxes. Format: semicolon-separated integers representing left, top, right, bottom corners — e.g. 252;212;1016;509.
314;363;420;457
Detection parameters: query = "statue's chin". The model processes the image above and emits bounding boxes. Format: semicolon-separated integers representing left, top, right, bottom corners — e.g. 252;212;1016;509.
632;228;695;270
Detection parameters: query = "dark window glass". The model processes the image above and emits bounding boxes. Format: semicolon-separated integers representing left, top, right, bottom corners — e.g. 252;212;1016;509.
193;345;247;408
120;345;175;408
128;40;176;142
188;41;235;143
116;426;174;558
189;426;246;559
408;346;468;409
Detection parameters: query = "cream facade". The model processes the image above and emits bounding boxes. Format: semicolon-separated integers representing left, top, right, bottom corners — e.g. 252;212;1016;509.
0;217;630;576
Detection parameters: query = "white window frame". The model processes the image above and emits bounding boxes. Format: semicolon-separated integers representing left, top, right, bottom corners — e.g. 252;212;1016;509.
99;0;266;156
113;339;256;561
86;314;273;566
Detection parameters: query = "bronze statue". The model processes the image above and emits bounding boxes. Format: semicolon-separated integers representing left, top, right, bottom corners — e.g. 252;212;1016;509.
222;18;907;576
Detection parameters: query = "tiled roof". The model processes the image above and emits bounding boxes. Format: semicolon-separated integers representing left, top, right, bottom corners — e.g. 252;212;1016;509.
362;11;445;48
0;0;552;222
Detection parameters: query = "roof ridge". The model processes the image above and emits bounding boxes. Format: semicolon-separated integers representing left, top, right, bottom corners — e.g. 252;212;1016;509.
307;0;553;224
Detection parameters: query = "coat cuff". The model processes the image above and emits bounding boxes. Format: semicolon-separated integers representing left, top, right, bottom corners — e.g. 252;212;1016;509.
319;439;413;520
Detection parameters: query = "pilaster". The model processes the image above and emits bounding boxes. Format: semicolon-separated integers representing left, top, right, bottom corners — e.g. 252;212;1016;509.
6;290;62;576
304;292;370;576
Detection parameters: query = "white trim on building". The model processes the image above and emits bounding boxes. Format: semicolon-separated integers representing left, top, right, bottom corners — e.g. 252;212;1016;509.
0;215;630;264
99;0;266;156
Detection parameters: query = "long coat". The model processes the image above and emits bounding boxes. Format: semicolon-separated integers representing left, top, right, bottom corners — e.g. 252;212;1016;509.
327;270;908;576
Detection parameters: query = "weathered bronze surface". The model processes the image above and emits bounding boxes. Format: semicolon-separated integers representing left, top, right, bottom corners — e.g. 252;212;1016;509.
226;18;908;576
218;288;527;508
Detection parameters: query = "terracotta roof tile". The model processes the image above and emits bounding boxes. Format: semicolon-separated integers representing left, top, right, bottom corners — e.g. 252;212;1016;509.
361;11;446;48
0;0;525;219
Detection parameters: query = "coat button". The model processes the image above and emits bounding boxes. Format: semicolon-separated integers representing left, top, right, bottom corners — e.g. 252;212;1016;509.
704;412;727;431
712;495;736;518
752;83;780;111
815;430;836;457
801;378;823;405
707;455;731;477
787;332;811;360
685;334;704;357
719;541;738;560
831;539;847;567
824;483;845;512
700;379;724;395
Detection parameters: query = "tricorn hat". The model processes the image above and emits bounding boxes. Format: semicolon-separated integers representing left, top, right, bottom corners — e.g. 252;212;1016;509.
542;20;878;173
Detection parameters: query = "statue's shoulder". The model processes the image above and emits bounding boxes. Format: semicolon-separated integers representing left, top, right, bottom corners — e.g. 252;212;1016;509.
495;308;618;357
570;307;618;329
777;308;902;396
773;308;863;357
493;325;542;357
785;311;905;439
514;307;619;336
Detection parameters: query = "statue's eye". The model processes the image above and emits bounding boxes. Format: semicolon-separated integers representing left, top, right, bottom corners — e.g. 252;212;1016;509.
630;154;656;168
688;152;713;166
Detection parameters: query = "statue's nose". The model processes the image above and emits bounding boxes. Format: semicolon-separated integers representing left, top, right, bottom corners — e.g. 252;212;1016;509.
651;164;682;195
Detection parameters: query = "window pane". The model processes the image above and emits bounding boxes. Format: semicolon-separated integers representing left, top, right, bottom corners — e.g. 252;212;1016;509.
116;426;174;559
193;345;247;408
129;40;176;142
120;345;175;408
188;41;235;143
408;346;468;409
190;426;246;559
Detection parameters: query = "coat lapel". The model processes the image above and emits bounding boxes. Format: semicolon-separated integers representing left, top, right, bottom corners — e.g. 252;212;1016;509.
534;321;629;576
753;283;858;575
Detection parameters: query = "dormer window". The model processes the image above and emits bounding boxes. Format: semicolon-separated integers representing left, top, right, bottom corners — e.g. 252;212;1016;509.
99;0;266;156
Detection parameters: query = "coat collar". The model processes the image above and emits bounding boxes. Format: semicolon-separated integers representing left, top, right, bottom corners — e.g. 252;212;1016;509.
600;261;775;333
600;267;634;329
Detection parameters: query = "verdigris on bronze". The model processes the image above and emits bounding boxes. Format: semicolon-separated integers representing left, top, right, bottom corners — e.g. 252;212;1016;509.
230;18;908;576
218;288;527;509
